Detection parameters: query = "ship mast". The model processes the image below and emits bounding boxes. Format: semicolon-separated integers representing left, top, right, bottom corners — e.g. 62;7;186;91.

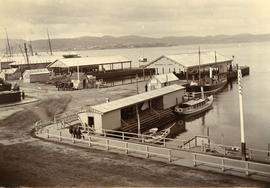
198;46;201;84
47;29;53;55
5;28;12;57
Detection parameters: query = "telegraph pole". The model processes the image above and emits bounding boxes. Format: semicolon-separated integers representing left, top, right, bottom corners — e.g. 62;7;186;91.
198;46;201;84
238;69;247;160
47;29;53;55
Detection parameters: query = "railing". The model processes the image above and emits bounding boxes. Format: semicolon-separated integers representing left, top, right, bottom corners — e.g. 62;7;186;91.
45;131;173;162
193;153;270;178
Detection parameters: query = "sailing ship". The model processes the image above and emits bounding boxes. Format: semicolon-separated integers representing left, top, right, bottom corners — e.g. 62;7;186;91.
185;49;227;96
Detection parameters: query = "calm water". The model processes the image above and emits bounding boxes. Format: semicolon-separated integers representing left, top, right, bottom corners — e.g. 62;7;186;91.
56;41;270;150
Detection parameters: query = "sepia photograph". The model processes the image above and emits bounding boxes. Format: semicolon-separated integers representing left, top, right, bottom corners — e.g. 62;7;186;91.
0;0;270;187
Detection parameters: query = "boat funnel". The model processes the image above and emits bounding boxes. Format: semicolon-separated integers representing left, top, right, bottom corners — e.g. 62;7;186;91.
200;86;205;99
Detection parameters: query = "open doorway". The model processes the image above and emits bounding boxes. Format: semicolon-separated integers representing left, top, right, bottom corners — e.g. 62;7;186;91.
88;116;94;128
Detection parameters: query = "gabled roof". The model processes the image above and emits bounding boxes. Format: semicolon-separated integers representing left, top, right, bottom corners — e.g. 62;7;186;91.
153;73;179;84
90;84;185;114
146;51;232;69
48;55;131;68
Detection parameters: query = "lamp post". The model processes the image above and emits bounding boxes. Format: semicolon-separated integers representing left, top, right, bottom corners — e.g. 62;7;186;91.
238;69;247;160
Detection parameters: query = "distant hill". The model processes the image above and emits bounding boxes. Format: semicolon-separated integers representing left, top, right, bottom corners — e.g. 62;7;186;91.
1;33;270;54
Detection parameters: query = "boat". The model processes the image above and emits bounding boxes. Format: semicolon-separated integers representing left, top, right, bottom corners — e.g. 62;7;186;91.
138;57;147;62
143;123;175;143
62;52;81;58
174;95;213;116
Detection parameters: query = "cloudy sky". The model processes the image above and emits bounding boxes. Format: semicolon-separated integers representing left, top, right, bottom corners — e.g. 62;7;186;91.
0;0;270;39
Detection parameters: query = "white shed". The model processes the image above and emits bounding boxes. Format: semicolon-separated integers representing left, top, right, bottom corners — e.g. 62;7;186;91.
23;69;50;83
147;73;179;91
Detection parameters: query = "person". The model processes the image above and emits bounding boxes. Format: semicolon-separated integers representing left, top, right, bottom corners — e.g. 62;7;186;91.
21;91;25;100
77;127;82;139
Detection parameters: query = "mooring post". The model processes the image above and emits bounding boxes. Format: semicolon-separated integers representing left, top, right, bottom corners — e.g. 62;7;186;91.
47;129;49;138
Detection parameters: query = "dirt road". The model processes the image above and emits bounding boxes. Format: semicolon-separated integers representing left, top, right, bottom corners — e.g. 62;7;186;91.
0;84;269;187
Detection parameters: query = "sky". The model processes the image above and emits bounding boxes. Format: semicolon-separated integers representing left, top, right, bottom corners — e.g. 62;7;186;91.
0;0;270;40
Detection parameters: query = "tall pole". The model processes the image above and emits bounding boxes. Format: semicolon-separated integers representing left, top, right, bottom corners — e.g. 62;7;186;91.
5;28;12;57
198;46;201;84
24;43;30;66
136;74;139;94
47;29;53;55
238;69;246;160
136;104;141;135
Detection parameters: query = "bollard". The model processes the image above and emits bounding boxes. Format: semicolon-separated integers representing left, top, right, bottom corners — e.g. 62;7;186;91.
47;129;49;138
146;146;149;158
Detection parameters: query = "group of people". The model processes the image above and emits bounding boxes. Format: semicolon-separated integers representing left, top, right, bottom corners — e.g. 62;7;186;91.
69;125;83;139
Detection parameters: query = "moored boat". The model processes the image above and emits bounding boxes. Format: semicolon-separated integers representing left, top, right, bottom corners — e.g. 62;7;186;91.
143;123;175;143
174;95;213;116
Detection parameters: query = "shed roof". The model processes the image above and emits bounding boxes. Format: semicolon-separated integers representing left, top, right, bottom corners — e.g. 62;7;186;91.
7;56;59;66
1;68;18;74
147;51;232;69
153;73;179;84
23;68;50;76
48;55;131;68
90;84;185;114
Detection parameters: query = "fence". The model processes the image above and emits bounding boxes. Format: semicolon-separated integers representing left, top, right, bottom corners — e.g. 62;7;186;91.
45;131;173;162
193;153;270;178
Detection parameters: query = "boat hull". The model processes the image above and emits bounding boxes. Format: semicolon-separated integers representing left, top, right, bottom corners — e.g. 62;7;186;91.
186;80;227;96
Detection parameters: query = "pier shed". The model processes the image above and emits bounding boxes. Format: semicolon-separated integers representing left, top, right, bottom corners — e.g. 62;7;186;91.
147;73;179;91
79;84;185;133
145;51;232;81
23;68;50;83
48;55;132;75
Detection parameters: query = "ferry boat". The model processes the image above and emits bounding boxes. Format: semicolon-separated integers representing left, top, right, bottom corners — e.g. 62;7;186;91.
174;95;213;116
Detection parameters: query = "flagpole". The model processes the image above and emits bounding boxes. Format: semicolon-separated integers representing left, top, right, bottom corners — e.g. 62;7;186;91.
238;69;247;160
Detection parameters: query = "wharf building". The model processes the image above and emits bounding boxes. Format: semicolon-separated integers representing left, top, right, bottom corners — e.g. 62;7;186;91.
79;84;185;133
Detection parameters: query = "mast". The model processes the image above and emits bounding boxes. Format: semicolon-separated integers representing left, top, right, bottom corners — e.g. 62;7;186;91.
29;40;34;56
24;42;30;66
47;29;53;55
5;28;12;57
198;46;201;84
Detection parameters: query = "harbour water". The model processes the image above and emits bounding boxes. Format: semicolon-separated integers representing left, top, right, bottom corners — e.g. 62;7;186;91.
56;41;270;150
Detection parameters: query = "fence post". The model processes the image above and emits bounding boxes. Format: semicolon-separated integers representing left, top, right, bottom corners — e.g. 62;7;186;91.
47;129;49;138
201;140;204;152
168;149;171;162
59;131;62;142
245;162;249;176
195;136;197;147
221;158;225;172
142;135;144;143
193;154;197;167
163;139;166;147
125;142;128;154
122;132;125;140
89;136;91;147
146;146;149;158
106;139;109;150
249;150;252;160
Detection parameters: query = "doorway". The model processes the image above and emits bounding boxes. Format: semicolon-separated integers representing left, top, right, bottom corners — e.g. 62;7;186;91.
88;116;94;128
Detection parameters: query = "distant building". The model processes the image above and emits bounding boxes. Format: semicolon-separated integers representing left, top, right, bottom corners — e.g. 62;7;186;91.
145;51;233;81
23;68;50;83
78;84;185;133
0;68;21;81
147;73;179;91
48;55;132;75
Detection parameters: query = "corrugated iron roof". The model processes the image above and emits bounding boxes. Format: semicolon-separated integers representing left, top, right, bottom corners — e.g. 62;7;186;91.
148;51;232;68
48;55;131;68
91;84;185;114
153;73;179;84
